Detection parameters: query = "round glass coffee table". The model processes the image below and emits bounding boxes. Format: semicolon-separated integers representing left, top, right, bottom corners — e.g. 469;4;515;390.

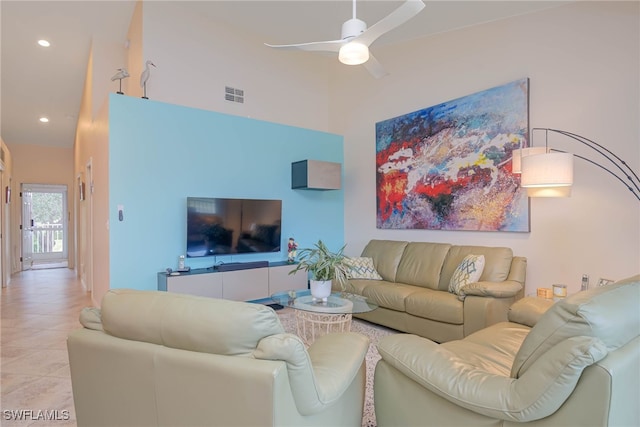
271;289;378;345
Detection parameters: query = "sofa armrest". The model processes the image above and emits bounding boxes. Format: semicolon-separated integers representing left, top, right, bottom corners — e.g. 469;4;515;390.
508;296;555;327
461;282;524;336
254;332;369;415
377;334;607;422
460;280;523;298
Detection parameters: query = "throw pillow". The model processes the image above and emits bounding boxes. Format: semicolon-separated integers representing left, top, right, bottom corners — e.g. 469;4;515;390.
449;254;485;295
345;257;383;280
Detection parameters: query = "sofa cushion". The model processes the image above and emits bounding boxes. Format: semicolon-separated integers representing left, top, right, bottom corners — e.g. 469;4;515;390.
511;277;640;378
361;282;419;312
441;322;531;375
379;333;607;422
448;254;485;295
344;257;383;280
395;242;451;290
361;240;408;282
405;289;464;324
344;278;379;296
438;245;513;291
101;289;284;357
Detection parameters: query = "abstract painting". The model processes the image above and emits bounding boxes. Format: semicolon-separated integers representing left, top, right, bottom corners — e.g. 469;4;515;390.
376;78;530;232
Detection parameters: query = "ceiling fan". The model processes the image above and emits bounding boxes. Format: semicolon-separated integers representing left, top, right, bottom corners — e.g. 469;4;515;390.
265;0;426;79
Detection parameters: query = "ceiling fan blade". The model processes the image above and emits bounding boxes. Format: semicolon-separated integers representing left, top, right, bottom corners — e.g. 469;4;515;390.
363;54;388;79
355;0;426;47
265;39;343;53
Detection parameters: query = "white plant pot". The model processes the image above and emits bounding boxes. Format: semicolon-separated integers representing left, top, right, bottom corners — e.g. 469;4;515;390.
310;280;332;302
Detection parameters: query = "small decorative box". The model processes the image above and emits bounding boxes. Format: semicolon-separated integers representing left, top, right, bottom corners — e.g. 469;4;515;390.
552;284;568;298
537;288;554;299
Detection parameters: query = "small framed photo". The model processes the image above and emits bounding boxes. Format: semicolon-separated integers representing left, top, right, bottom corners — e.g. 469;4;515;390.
597;278;614;287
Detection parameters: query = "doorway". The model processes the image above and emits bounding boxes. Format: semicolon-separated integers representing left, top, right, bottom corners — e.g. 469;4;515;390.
21;183;69;270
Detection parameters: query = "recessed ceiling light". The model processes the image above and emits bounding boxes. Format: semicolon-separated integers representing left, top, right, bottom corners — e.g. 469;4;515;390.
37;39;50;47
39;117;49;123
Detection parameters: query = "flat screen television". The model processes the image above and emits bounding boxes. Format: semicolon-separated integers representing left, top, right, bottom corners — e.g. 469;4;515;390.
186;197;282;257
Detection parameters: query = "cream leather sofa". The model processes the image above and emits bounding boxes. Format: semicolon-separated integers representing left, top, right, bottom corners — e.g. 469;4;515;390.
374;275;640;427
67;289;370;427
342;239;526;342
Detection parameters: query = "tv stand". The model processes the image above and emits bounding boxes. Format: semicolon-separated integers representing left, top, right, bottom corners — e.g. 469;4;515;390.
157;261;306;301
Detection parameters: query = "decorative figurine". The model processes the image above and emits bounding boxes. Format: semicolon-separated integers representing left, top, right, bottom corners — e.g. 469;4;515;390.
140;60;156;99
288;290;297;304
287;237;298;263
110;67;129;95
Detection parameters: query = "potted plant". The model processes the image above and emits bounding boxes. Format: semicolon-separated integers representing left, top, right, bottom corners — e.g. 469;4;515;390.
289;240;350;301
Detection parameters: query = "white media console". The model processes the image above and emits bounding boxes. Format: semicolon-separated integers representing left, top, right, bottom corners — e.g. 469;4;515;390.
157;261;307;301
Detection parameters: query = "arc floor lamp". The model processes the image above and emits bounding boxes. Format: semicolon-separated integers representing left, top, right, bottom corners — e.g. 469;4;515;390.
513;128;640;202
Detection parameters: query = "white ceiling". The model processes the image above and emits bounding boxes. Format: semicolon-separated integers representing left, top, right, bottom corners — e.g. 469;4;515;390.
0;0;569;149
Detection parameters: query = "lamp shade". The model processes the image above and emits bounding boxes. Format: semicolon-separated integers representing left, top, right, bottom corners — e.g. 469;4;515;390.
512;147;547;174
521;152;573;198
525;186;572;197
338;42;369;65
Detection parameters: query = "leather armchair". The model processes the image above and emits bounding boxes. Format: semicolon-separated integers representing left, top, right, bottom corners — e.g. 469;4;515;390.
67;289;369;427
374;275;640;426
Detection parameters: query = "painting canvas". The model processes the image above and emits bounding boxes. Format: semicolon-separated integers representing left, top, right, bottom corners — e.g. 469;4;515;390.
375;78;530;232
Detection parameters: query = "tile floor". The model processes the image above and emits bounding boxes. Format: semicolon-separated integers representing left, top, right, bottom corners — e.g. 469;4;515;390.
1;268;92;427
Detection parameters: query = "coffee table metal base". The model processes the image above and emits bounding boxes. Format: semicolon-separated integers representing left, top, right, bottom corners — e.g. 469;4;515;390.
295;310;352;345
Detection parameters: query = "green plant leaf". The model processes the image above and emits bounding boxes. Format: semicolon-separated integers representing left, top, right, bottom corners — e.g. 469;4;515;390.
288;240;350;288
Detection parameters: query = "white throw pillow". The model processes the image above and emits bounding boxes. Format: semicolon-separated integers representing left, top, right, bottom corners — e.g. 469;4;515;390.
449;254;485;295
345;257;383;280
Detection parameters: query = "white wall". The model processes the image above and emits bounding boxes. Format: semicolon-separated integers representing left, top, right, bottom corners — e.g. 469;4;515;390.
138;1;332;132
330;1;639;294
0;137;13;288
75;45;111;306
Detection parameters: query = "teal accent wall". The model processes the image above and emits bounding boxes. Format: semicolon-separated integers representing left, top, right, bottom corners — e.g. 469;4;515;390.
109;94;344;291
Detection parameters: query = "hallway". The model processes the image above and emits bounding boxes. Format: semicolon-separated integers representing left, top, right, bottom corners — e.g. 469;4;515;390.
1;268;92;426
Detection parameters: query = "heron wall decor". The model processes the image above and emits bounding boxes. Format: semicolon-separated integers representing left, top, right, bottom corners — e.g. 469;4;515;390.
140;60;156;99
110;68;129;94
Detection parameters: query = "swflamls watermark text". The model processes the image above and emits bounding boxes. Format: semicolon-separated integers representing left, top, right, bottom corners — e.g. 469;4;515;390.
3;409;70;421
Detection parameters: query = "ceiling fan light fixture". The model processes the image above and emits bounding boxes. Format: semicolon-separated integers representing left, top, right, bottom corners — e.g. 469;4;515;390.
265;0;425;76
339;42;369;65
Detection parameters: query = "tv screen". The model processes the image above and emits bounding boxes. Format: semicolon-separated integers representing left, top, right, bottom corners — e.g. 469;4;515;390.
186;197;282;257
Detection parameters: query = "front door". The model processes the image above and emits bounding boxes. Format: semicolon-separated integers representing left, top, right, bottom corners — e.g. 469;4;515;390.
21;184;68;270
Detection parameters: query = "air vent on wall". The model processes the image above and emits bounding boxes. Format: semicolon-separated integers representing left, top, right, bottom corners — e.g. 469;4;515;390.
225;86;244;103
